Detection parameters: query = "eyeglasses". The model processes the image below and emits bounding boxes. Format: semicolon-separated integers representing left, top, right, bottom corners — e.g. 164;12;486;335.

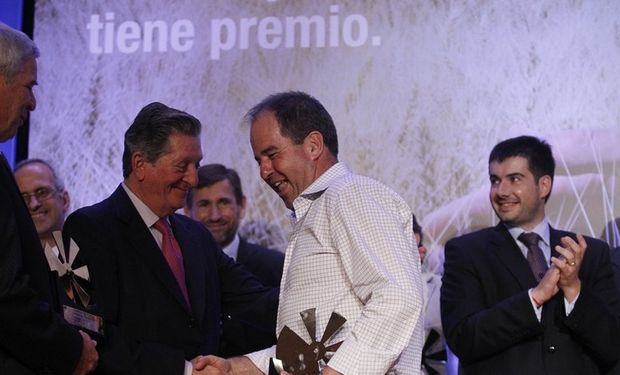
21;187;57;203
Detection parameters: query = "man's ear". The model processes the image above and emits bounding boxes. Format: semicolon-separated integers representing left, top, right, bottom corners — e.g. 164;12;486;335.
538;175;552;200
304;131;324;161
132;152;147;181
239;195;247;220
62;191;70;214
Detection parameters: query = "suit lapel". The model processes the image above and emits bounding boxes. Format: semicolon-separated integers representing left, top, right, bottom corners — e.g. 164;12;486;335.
490;224;537;289
111;186;191;313
236;239;250;264
170;215;206;322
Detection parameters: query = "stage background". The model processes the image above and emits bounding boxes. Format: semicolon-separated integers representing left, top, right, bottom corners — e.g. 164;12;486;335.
30;0;620;262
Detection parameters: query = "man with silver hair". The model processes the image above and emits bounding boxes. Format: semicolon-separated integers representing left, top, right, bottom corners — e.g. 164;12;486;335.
0;22;98;374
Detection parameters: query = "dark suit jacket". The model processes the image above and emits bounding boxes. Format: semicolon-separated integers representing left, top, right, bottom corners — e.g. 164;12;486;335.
611;246;620;296
237;239;284;288
63;185;278;375
219;239;284;357
0;154;82;374
441;224;620;374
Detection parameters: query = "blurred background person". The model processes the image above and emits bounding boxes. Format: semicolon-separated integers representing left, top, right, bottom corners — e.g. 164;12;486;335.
414;214;446;375
185;163;284;286
14;158;70;250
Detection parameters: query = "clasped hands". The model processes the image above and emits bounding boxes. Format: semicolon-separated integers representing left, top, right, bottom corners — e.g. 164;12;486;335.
190;355;341;375
531;233;586;306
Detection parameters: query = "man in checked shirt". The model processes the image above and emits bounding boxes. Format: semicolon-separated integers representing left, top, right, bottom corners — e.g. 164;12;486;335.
195;91;424;374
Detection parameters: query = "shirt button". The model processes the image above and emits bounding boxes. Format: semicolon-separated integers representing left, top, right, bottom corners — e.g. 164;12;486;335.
547;345;556;353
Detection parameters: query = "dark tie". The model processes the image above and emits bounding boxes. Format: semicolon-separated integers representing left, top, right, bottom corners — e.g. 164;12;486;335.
518;232;548;282
153;218;190;306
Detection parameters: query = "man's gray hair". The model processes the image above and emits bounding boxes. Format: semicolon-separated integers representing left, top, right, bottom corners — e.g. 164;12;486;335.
14;158;65;192
0;22;39;82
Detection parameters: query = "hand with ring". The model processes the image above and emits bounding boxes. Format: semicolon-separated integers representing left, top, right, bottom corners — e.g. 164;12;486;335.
551;233;587;302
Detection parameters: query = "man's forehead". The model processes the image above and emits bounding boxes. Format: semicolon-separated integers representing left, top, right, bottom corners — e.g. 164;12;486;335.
489;157;531;177
17;162;54;178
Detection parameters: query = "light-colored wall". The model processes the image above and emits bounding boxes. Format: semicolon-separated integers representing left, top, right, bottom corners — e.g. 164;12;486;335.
30;1;620;252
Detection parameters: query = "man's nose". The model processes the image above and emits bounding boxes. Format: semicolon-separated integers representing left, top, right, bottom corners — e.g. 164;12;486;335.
28;90;37;111
208;206;222;221
25;194;42;210
259;159;272;181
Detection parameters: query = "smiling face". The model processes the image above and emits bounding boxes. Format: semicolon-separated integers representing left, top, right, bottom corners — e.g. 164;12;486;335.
131;133;202;217
15;162;69;244
489;156;551;230
250;111;318;209
186;179;245;247
0;58;37;142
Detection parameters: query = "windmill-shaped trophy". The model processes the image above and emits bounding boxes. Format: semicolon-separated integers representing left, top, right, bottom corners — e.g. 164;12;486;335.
44;231;104;339
269;308;346;374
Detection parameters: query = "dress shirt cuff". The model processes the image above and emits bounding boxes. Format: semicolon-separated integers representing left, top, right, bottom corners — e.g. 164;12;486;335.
325;335;395;374
184;360;193;375
528;288;543;322
564;292;580;316
245;346;276;373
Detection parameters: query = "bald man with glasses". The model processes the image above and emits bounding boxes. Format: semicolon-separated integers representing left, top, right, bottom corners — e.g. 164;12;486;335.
15;159;70;250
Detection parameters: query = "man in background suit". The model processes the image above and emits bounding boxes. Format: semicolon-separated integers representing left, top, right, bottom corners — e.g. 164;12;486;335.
0;22;97;374
63;102;278;375
441;135;620;374
184;163;284;357
184;164;284;287
15;159;70;249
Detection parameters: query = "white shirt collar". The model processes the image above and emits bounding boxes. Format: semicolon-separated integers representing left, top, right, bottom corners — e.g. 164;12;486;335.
221;233;240;261
121;182;161;227
291;162;349;222
507;217;551;260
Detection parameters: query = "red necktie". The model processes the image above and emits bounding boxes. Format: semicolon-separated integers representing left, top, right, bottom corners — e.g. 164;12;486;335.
153;218;190;306
518;232;548;282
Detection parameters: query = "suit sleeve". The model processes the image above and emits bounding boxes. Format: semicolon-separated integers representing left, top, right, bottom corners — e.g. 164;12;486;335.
216;248;279;336
0;184;82;374
440;237;543;364
561;238;620;364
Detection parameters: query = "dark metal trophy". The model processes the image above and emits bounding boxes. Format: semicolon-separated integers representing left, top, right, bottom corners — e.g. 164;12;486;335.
269;308;346;374
44;231;104;340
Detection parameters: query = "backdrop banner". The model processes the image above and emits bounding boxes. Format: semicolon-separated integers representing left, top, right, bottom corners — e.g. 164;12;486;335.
31;1;620;258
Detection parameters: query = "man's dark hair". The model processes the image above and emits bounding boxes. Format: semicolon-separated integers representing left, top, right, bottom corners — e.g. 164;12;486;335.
489;135;555;201
122;102;201;178
186;163;243;207
246;91;339;156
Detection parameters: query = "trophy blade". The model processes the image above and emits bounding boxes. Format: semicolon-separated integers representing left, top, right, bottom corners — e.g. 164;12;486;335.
319;312;346;344
276;326;309;360
324;341;343;352
276;326;318;374
299;308;316;341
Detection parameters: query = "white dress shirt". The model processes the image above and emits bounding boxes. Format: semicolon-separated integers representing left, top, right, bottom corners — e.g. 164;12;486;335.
246;162;424;374
222;234;240;261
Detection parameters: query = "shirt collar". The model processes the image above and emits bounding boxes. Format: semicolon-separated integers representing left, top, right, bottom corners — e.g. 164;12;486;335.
507;217;551;248
122;182;162;228
290;162;349;221
222;233;240;261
